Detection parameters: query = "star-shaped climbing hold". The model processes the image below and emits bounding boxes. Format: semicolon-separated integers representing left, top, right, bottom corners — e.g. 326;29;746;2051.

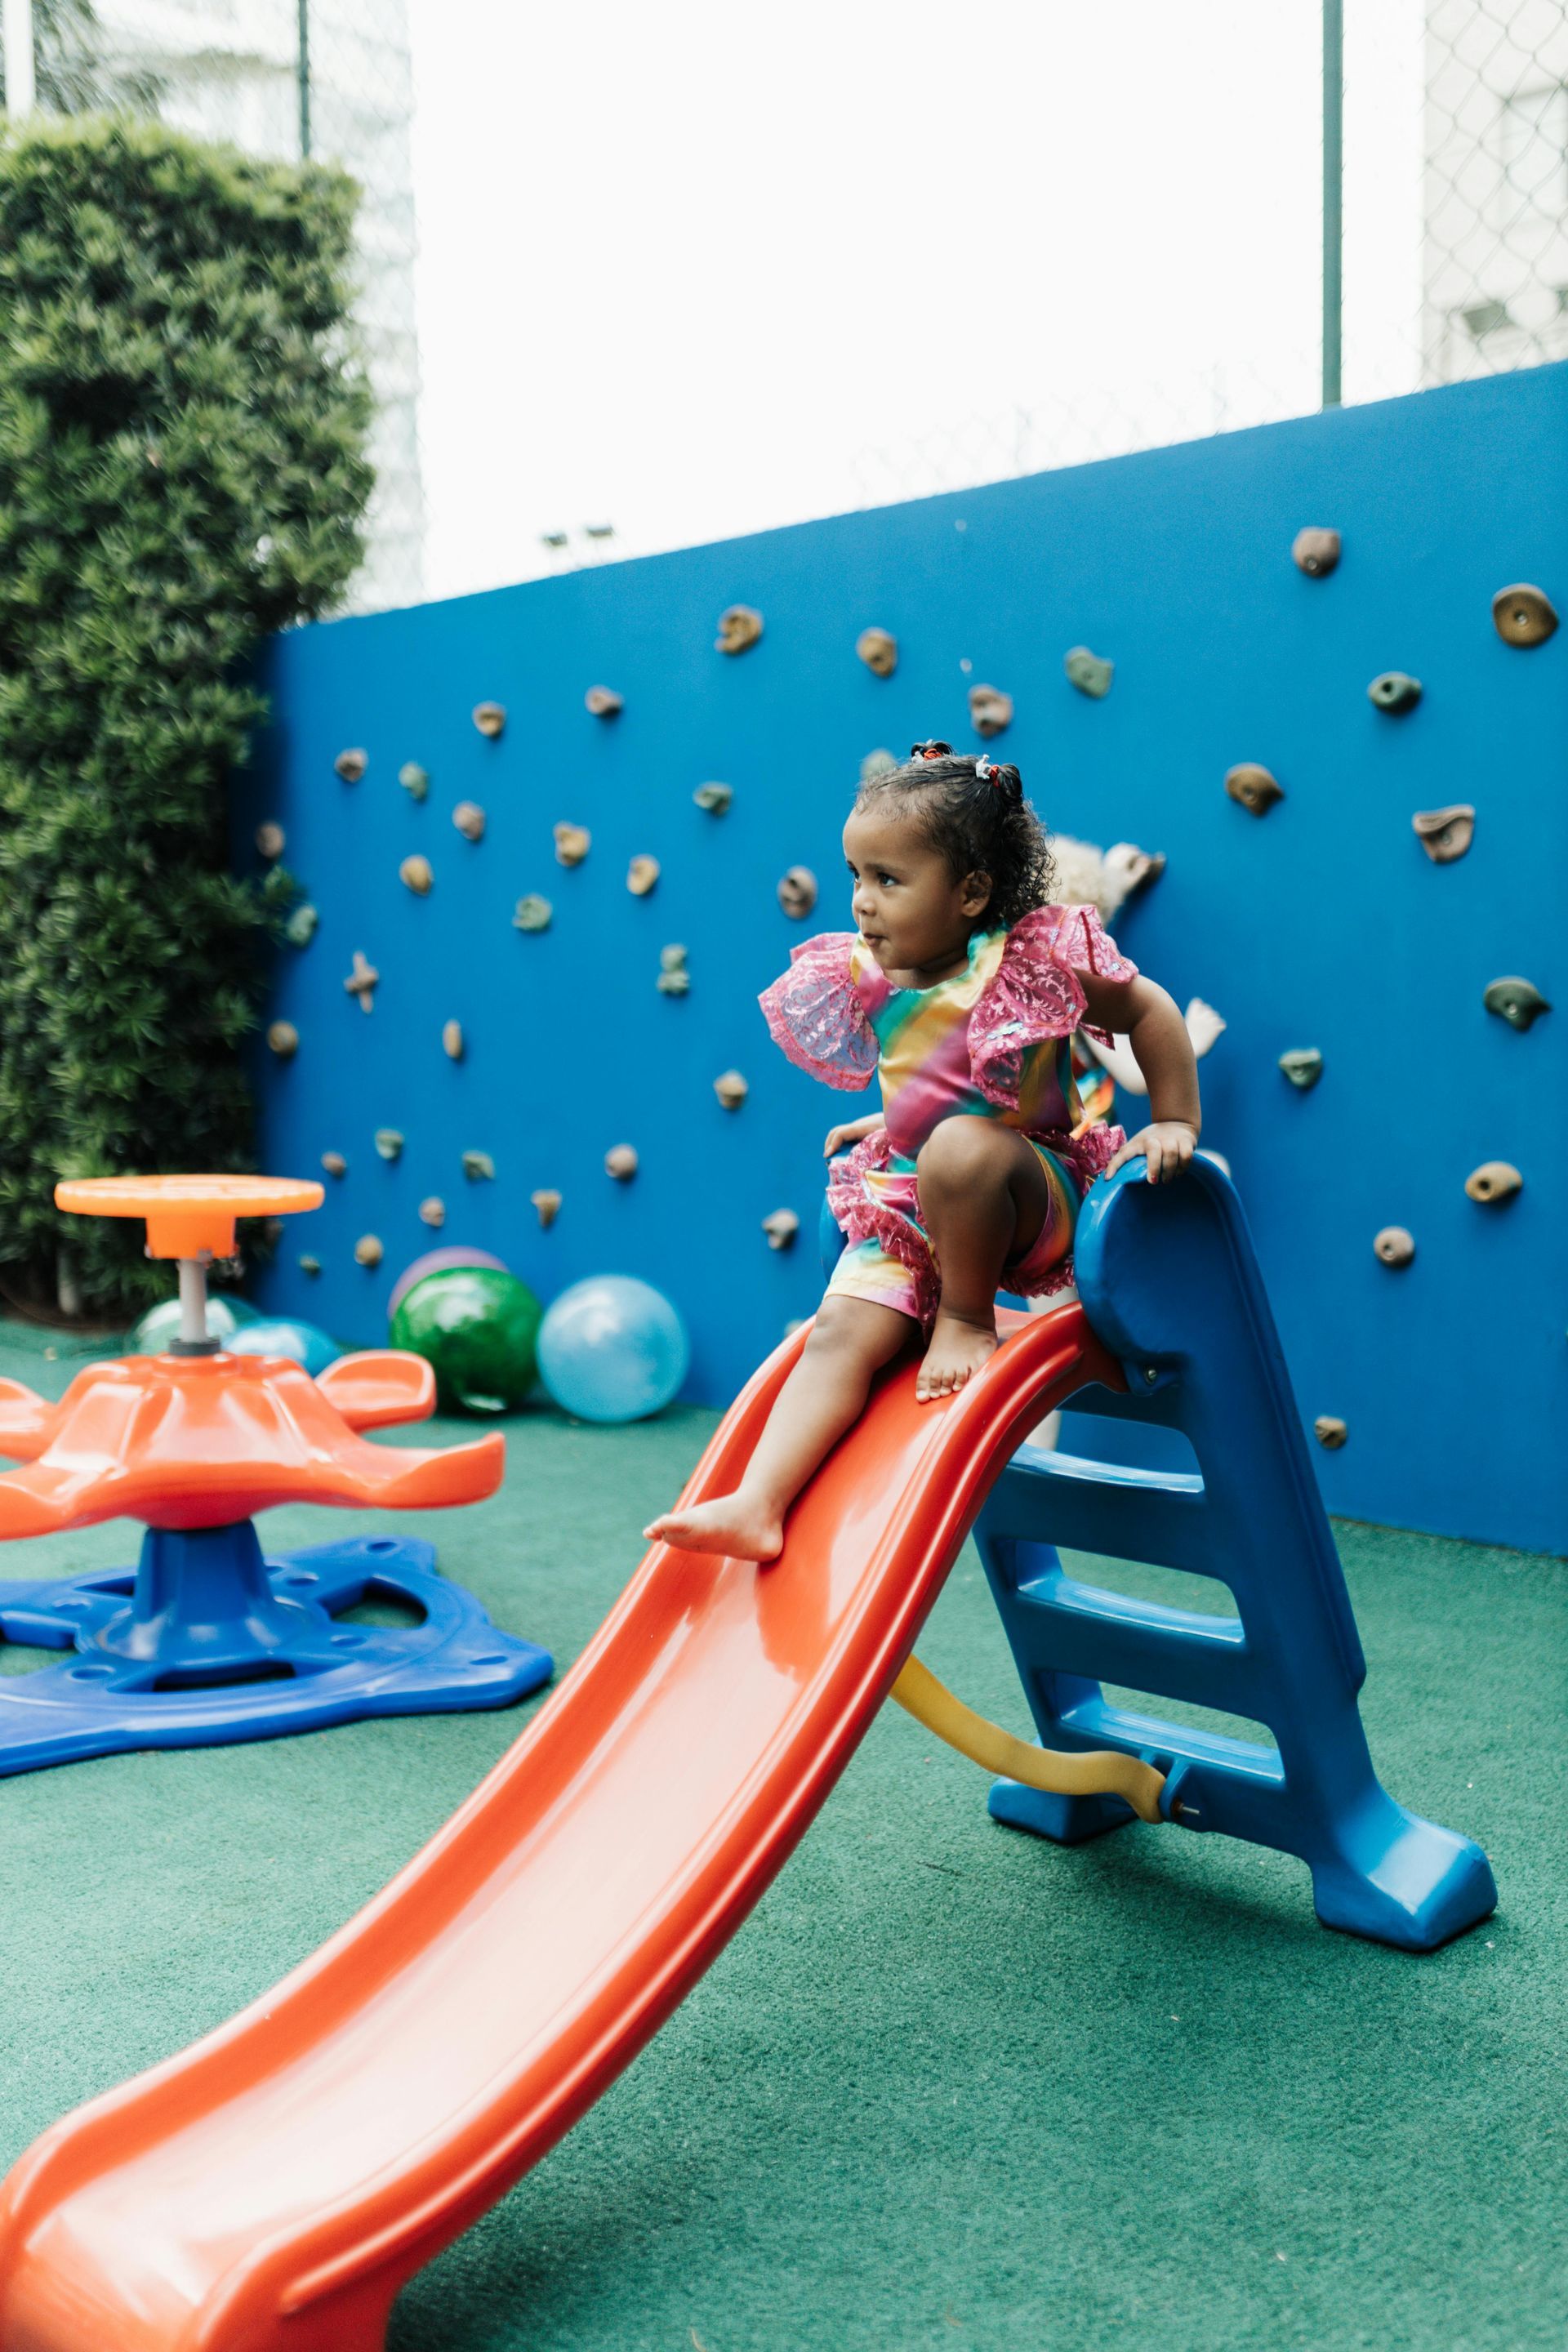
345;951;379;1013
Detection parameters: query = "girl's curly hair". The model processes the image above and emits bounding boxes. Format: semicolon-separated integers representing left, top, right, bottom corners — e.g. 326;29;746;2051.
853;741;1054;933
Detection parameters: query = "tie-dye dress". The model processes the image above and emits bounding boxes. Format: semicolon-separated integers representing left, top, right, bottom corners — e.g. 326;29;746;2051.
759;902;1135;1328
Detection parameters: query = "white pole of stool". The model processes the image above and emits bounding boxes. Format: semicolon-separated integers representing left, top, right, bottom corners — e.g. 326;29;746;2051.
176;1255;210;1346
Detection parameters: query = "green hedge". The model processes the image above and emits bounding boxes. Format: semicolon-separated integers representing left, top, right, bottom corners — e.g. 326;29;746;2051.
0;116;372;1316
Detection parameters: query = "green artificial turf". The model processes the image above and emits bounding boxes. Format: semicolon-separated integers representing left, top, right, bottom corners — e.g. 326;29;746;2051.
0;1325;1561;2352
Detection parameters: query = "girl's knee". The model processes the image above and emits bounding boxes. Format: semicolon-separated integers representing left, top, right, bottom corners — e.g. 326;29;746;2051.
808;1297;908;1365
917;1115;1016;1192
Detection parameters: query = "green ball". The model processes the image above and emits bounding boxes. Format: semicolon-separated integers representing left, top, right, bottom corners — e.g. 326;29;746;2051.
127;1293;261;1353
390;1267;542;1415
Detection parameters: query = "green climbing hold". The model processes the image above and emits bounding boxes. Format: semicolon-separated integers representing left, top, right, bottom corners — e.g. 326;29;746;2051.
284;902;318;947
513;894;553;933
1368;671;1422;715
1063;646;1113;698
693;781;733;814
399;762;430;801
374;1129;404;1161
1278;1048;1323;1089
462;1150;496;1181
1482;976;1551;1031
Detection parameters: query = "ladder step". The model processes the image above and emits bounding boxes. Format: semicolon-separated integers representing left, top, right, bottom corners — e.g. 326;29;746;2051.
1014;1574;1256;1716
1058;1695;1283;1787
988;1448;1209;1573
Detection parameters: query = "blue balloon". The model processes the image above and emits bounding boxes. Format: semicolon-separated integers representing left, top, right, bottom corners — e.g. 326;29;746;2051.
226;1318;343;1378
537;1276;689;1425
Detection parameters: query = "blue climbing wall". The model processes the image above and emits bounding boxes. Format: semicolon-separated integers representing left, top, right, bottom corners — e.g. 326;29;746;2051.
238;363;1568;1556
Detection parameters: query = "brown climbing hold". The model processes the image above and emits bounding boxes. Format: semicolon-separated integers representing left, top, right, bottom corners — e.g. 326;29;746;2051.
266;1021;299;1058
777;866;817;920
693;781;733;815
418;1197;446;1229
1412;804;1474;863
1225;763;1284;815
1063;647;1113;698
1292;528;1341;577
399;762;429;801
1491;582;1558;648
714;1070;748;1110
513;894;553;933
585;684;623;717
715;604;763;655
531;1188;562;1229
344;951;379;1012
452;801;485;842
762;1208;800;1251
554;822;590;867
1465;1160;1523;1205
1368;671;1422;715
1482;977;1550;1031
627;854;660;897
443;1019;465;1060
399;853;434;896
320;1152;346;1178
461;1151;495;1182
856;627;898;678
472;702;506;738
605;1143;639;1181
334;748;367;782
255;821;285;860
1374;1226;1415;1267
969;684;1013;738
354;1235;384;1270
1313;1415;1348;1450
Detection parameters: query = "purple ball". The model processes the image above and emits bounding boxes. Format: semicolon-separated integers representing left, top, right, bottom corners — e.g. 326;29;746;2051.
388;1245;510;1322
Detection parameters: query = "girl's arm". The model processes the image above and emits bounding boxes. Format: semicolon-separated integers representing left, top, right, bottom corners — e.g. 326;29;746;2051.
1076;970;1200;1184
1079;996;1226;1094
824;1111;884;1158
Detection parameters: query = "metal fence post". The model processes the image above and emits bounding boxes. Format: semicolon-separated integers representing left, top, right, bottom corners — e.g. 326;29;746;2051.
1322;0;1343;408
2;0;37;117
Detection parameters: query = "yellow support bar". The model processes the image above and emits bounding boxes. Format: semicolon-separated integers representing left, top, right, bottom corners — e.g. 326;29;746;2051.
890;1655;1167;1824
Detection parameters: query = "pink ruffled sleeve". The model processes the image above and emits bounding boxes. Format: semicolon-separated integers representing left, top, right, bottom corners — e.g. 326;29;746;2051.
969;902;1138;1109
758;931;880;1091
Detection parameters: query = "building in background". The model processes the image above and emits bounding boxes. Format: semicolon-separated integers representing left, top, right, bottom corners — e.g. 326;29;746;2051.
1424;0;1568;382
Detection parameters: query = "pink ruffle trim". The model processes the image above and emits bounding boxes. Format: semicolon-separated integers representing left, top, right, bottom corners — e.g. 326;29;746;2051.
758;931;879;1092
969;902;1137;1111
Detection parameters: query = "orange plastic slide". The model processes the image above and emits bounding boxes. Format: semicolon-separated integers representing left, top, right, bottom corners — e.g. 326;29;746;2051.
0;1303;1113;2352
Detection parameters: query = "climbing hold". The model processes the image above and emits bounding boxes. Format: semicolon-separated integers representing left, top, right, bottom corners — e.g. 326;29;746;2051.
657;945;689;998
605;1143;639;1181
856;627;898;678
266;1021;299;1058
762;1208;800;1251
320;1152;346;1178
585;684;623;717
693;780;733;814
627;854;660;897
1292;527;1341;577
1374;1226;1415;1267
354;1234;384;1269
1368;671;1422;715
344;951;379;1012
554;822;590;867
1063;646;1113;698
1482;976;1551;1031
284;903;318;947
860;748;898;782
399;761;429;801
713;1069;748;1109
443;1019;465;1059
968;683;1013;737
399;853;434;896
1465;1160;1523;1205
777;866;817;920
374;1129;403;1162
715;604;764;655
1225;763;1284;815
1278;1048;1323;1089
531;1188;562;1228
1491;582;1558;648
1313;1415;1348;1450
461;1151;495;1183
513;894;553;933
452;801;485;842
255;821;285;860
472;702;506;738
419;1197;446;1229
334;748;367;782
298;1254;321;1277
1412;804;1475;863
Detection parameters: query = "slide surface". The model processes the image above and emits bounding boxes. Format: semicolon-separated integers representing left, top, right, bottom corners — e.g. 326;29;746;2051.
0;1304;1114;2352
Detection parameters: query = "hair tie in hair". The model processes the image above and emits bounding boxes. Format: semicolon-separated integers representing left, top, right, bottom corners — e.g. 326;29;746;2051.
910;739;952;761
974;755;1000;786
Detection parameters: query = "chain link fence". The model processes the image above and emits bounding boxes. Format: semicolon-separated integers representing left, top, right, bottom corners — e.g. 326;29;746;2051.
1;2;1566;607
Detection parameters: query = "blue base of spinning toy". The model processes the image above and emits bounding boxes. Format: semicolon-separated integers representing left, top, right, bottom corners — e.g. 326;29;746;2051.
0;1523;553;1775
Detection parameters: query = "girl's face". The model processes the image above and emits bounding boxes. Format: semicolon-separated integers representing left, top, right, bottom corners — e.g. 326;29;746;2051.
843;800;991;980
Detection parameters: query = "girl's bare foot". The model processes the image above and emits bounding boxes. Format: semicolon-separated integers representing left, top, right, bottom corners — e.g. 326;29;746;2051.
915;1308;997;1402
643;1490;785;1561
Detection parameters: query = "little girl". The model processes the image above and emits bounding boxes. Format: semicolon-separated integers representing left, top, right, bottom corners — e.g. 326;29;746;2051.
645;741;1201;1561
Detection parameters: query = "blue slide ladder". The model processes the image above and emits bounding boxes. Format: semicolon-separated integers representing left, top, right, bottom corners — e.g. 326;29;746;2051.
973;1156;1495;1950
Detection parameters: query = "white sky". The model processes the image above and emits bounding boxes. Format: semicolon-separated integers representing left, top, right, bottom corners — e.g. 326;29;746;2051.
405;1;1424;604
